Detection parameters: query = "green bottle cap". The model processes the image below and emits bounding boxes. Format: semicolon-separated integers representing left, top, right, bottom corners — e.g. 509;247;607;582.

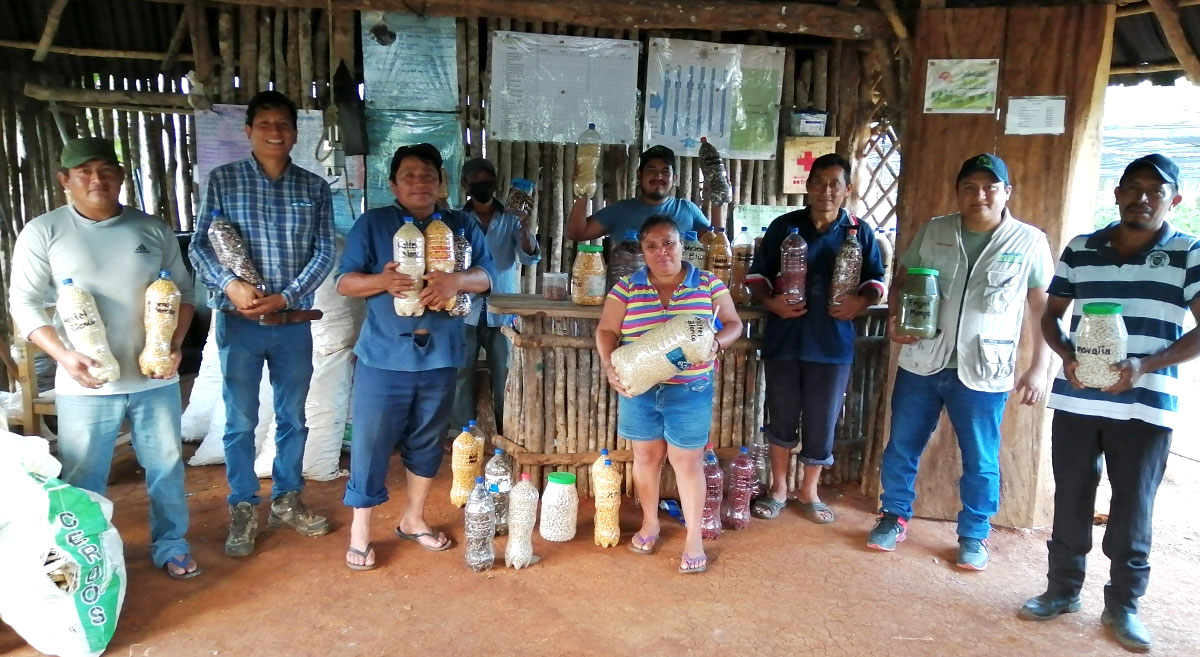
547;472;577;485
1082;302;1123;315
578;245;604;253
906;267;939;276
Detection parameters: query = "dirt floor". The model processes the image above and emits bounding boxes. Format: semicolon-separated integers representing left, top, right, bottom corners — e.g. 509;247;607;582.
2;445;1198;657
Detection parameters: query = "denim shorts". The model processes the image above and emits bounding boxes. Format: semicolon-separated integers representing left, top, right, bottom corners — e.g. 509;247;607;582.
617;375;713;450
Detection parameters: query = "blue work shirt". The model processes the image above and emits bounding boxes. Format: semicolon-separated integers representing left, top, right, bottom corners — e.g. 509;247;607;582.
593;196;710;238
191;156;335;311
338;202;496;373
749;208;886;364
461;201;541;327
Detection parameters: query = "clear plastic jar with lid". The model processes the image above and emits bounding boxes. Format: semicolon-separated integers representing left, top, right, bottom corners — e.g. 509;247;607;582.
538;471;579;542
896;267;940;339
1074;302;1128;388
571;245;607;305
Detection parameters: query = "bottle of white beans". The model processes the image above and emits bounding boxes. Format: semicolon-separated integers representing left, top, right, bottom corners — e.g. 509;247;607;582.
1074;302;1128;389
539;471;579;542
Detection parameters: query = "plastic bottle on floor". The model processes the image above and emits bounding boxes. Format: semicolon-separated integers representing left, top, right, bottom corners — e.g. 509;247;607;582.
484;448;513;536
722;446;754;530
750;427;770;498
469;419;487;477
593;459;622;548
701;446;724;540
450;426;482;508
591;448;610;490
464;477;496;572
505;473;540;569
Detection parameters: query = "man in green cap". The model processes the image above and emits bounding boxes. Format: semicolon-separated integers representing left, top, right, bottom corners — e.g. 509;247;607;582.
8;137;201;578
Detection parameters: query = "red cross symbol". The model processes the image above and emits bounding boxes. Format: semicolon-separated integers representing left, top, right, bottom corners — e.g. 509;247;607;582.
795;150;818;171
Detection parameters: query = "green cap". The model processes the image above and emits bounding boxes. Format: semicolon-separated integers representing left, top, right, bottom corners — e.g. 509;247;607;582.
60;137;120;169
547;471;577;486
578;245;604;253
907;267;939;276
1082;302;1123;315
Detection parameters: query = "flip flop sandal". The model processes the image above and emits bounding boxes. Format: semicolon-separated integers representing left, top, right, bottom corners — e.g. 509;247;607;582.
395;528;454;551
163;555;202;580
797;501;837;524
679;553;708;574
751;497;788;519
346;544;377;571
628;533;660;555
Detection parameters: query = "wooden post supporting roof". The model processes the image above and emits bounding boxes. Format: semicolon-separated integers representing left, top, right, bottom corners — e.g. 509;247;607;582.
879;3;1116;530
1146;0;1200;85
32;0;71;63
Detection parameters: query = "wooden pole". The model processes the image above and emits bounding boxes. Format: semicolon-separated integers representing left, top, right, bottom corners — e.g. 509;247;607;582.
23;83;191;109
0;40;191;63
1146;0;1200;85
257;9;272;91
32;0;71;63
161;12;191;73
217;6;236;102
239;5;258;100
185;0;215;86
298;9;313;107
1118;0;1200;18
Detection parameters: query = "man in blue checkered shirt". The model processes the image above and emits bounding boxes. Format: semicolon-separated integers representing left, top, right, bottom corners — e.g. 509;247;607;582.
190;90;335;558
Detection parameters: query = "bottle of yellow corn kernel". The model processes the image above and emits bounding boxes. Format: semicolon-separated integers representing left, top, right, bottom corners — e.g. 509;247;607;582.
450;425;483;508
593;459;622;548
139;270;182;377
424;212;456;311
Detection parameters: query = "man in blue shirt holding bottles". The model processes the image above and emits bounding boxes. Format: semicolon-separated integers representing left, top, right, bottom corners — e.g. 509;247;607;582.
191;90;336;558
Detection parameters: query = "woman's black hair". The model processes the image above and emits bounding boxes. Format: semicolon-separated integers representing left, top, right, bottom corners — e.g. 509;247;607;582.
637;214;680;242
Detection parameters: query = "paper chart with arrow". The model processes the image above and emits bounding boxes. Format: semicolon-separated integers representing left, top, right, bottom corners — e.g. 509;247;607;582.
643;39;784;160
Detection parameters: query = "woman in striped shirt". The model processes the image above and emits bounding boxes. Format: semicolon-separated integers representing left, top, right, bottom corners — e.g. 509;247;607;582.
597;215;742;574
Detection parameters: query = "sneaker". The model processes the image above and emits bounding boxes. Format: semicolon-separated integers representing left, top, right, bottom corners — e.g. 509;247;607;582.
867;512;907;551
957;537;989;571
225;501;259;558
268;491;331;537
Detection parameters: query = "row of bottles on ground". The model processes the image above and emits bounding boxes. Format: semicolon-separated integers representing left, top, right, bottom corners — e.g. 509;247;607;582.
701;444;757;538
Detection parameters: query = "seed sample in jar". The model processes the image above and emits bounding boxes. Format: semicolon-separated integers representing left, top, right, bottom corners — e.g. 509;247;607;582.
1074;302;1128;388
539;471;579;542
571;245;607;305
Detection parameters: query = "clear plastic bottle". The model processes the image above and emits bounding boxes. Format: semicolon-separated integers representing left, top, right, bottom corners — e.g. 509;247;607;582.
392;217;425;316
424;213;456;311
875;226;895;289
753;227;767;265
505;473;540;569
539;471;579;542
469;419;488;473
698;137;732;205
57;278;120;384
750;427;770;498
705;227;733;285
464;477;496;572
829;227;863;306
484;448;513;536
139;270;181;377
593;459;622;548
450;426;482;508
590;447;610;490
701;446;723;540
573;123;601;198
682;231;707;271
448;228;473;316
608;229;645;288
722;446;754;530
778;227;808;305
730;226;754;304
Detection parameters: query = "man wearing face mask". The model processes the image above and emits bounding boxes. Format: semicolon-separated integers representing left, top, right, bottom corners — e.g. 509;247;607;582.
451;158;541;435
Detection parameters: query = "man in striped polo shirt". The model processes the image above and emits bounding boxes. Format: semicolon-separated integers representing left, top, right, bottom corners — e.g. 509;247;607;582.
1020;154;1199;653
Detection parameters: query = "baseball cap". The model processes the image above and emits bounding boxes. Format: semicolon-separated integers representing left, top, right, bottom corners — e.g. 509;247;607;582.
1120;154;1180;188
461;157;496;179
60;137;120;169
639;145;676;171
956;153;1009;186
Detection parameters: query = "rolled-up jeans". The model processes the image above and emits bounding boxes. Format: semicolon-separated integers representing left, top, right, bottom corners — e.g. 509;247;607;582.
56;383;190;568
877;367;1008;540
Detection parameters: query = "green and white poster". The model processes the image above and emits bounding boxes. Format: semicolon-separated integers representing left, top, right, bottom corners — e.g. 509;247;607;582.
643;39;785;160
923;59;1000;114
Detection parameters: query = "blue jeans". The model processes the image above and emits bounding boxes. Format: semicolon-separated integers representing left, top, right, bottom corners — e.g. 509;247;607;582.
878;368;1008;540
344;363;455;508
56;383;190;568
216;313;314;506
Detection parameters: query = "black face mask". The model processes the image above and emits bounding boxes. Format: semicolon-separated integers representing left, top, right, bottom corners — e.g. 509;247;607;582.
468;181;496;203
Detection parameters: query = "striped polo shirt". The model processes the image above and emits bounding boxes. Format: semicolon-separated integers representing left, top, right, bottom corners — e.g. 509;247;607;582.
1047;221;1200;430
607;261;728;385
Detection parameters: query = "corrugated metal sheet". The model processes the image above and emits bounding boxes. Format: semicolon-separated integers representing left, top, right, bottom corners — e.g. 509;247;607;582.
1111;6;1200;86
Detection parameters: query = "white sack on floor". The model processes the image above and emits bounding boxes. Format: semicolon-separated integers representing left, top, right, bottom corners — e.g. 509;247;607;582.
189;365;274;467
181;312;222;442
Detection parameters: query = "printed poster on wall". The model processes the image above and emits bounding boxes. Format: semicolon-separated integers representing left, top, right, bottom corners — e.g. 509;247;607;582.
923;59;1001;114
488;31;640;144
643;38;785;160
782;137;840;194
361;13;459;112
365;109;464;210
194;105;336;193
735;204;794;233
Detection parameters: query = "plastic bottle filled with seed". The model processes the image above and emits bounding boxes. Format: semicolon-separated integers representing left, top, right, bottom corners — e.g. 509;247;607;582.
539;471;579;542
701;446;723;539
722;446;754;530
505;473;540;569
1074;302;1128;389
484;448;513;536
506;178;536;216
896;268;940;339
571;245;607;305
392;217;425;316
608;230;645;288
450;426;482;508
447;228;473;316
464;477;496;572
57;278;120;383
750;427;769;498
829;227;862;306
593;459;622;548
730;226;754;304
705;227;733;285
139;270;181;378
683;231;707;271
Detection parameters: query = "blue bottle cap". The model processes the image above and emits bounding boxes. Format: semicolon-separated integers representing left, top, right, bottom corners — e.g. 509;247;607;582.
588;122;596;130
62;278;73;285
740;446;749;453
789;227;799;234
624;230;638;239
159;269;171;279
404;216;415;223
600;448;609;455
469;419;478;426
489;483;499;493
494;448;503;455
211;209;222;217
475;476;484;484
432;212;443;220
604;459;613;466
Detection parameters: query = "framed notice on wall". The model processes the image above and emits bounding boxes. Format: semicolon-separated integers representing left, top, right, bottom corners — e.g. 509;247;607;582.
488;31;640;144
923;59;1000;114
782;136;839;194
